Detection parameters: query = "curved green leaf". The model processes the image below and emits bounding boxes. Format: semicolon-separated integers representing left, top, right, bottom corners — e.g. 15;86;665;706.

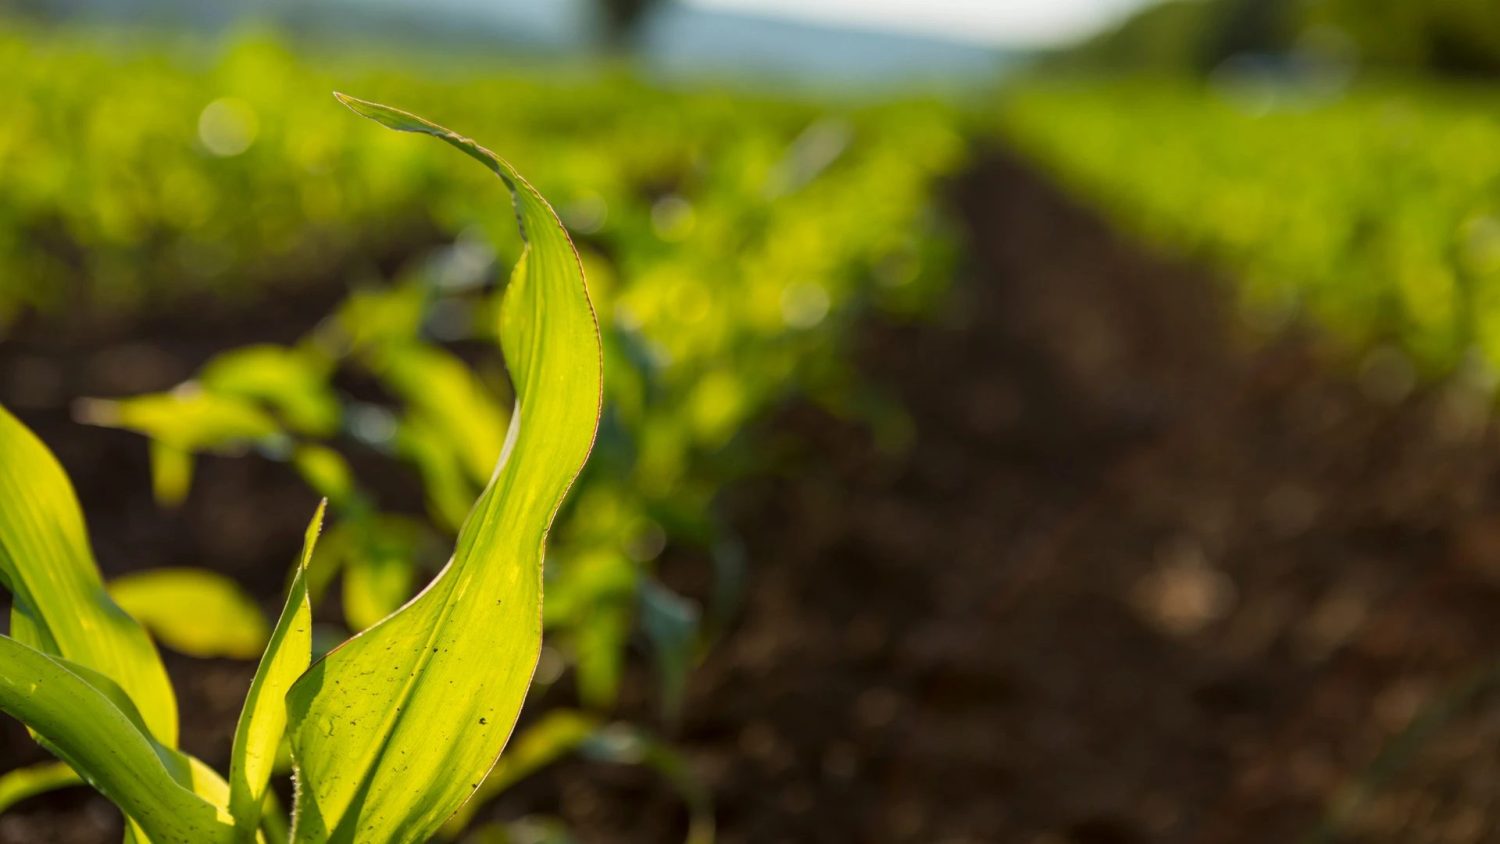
543;548;635;708
0;635;232;842
148;441;196;508
394;413;478;531
200;344;341;437
0;405;179;745
109;569;270;660
229;501;324;842
78;389;285;508
370;343;509;488
78;390;283;453
290;445;358;509
301;515;433;632
285;95;602;843
0;761;82;814
445;716;717;844
638;579;700;724
340;518;425;632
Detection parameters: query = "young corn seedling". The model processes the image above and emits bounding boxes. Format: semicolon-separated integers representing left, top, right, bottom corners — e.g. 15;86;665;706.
0;95;602;843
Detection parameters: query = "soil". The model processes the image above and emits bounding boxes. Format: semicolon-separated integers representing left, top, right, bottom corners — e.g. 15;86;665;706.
5;149;1500;843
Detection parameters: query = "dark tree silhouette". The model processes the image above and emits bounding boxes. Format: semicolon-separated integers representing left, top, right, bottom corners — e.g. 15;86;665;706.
595;0;664;48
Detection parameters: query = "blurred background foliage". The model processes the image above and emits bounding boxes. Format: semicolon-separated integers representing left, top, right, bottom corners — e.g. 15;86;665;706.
9;0;1500;836
1001;82;1500;377
0;6;972;827
0;6;966;740
1006;0;1500;389
0;3;976;824
0;27;962;325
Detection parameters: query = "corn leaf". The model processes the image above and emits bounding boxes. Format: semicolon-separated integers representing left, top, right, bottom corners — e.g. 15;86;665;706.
447;716;716;843
300;515;431;632
0;761;82;813
0;405;179;745
148;441;196;508
542;548;635;708
108;569;271;660
394;413;478;530
285;95;602;843
341;521;422;631
0;634;233;842
638;579;700;723
77;390;283;453
228;501;324;842
199;344;341;437
374;344;510;485
77;391;284;507
290;445;358;509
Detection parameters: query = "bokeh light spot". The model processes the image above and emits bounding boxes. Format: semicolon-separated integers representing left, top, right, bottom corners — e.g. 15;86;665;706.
198;97;259;157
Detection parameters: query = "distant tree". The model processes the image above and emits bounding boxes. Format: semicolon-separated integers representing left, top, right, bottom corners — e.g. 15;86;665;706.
1051;0;1500;78
1307;0;1500;76
595;0;664;49
1204;0;1295;70
1043;0;1220;74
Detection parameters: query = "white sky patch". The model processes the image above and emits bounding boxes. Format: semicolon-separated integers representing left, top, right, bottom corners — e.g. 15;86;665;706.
682;0;1154;48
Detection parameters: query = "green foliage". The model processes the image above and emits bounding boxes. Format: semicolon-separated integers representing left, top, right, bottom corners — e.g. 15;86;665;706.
0;25;965;835
108;569;270;659
0;635;234;842
229;501;322;841
0;28;961;324
1001;80;1500;374
0;99;604;842
0;405;179;744
441;711;601;834
444;714;714;843
0;762;81;814
49;26;963;732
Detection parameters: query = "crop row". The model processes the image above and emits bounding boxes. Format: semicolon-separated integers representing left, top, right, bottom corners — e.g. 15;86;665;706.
1001;79;1500;377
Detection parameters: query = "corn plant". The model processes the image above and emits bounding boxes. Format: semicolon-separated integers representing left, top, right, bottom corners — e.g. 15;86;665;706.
0;95;603;842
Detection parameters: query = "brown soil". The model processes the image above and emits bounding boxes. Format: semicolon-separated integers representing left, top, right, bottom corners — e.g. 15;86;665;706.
5;150;1500;843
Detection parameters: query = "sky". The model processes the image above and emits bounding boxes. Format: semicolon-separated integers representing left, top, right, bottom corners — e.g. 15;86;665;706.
682;0;1158;48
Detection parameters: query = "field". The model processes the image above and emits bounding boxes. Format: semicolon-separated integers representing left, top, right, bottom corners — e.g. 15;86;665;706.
1001;78;1500;377
4;16;1500;844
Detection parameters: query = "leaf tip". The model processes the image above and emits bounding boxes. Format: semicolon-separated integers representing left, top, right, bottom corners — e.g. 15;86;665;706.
332;91;383;122
72;397;120;427
300;499;328;570
331;93;438;138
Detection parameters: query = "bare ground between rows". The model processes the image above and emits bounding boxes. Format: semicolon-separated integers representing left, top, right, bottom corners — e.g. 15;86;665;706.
5;149;1500;843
